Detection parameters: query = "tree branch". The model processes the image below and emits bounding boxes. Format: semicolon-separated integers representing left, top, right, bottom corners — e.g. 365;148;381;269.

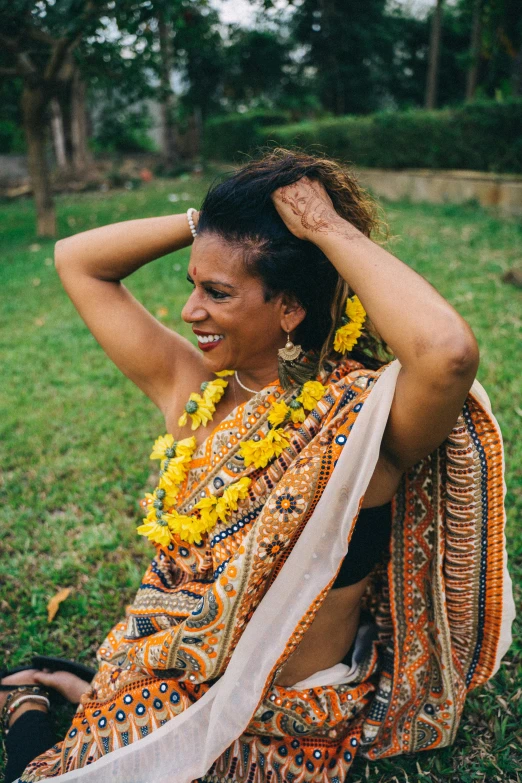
26;27;57;46
0;32;19;53
0;33;36;76
0;67;20;77
45;0;108;80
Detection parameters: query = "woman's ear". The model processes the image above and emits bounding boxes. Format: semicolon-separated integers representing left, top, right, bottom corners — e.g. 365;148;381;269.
280;295;306;335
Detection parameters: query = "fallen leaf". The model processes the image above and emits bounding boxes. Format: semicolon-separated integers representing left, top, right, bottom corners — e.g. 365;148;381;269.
29;243;41;252
34;317;46;327
47;587;72;622
156;307;168;318
32;277;41;286
44;257;53;266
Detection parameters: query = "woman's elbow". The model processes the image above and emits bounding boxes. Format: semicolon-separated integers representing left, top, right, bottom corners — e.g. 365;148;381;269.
439;329;480;381
417;325;479;389
451;329;479;373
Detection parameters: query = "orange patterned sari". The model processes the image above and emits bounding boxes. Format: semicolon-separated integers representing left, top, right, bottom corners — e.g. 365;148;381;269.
19;358;513;783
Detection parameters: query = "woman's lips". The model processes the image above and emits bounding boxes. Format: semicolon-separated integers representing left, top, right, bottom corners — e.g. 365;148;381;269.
194;331;225;352
198;337;224;352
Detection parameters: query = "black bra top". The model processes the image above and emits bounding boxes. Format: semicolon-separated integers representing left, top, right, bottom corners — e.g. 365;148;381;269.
331;501;392;589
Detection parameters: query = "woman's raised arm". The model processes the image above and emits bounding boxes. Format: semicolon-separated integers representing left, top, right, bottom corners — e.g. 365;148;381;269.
54;213;203;414
271;177;479;471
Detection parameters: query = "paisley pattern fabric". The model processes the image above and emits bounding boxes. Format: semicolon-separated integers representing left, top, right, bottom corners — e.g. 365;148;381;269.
19;358;510;783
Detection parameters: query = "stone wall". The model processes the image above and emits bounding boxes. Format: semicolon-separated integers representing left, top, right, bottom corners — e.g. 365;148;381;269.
356;168;522;217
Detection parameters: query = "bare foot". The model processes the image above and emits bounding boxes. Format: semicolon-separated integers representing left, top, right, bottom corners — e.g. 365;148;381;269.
33;670;92;704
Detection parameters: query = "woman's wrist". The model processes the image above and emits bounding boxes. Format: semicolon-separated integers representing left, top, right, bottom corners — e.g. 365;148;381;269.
8;699;49;727
187;208;199;239
303;214;363;249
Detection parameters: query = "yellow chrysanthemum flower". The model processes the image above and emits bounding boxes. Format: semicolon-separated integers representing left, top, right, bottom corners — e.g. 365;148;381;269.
150;434;196;461
345;295;366;324
178;393;215;430
166;510;208;545
140;486;178;513
239;428;290;469
136;517;172;547
333;321;363;354
193;496;220;526
176;437;198;456
297;381;327;411
158;457;190;489
290;405;306;424
150;433;175;461
214;369;234;377
222;477;252;511
202;379;227;405
268;400;290;427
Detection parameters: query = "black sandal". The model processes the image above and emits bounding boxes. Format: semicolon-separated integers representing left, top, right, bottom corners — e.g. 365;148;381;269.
0;664;38;689
1;657;96;706
31;656;96;682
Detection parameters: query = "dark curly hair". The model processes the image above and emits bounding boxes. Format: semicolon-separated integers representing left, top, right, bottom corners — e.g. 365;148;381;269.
197;147;391;370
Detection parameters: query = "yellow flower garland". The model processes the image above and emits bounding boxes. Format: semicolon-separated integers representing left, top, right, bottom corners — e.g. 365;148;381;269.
239;427;291;469
137;373;332;544
137;434;197;545
178;377;229;430
333;295;366;354
240;380;327;469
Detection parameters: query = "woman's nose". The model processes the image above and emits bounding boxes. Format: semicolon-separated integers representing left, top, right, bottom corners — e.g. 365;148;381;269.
181;288;208;324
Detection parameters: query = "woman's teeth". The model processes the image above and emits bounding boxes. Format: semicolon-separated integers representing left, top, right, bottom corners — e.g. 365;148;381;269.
197;334;224;344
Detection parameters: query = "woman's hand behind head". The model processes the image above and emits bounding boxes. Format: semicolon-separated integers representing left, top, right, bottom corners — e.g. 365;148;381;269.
271;176;340;242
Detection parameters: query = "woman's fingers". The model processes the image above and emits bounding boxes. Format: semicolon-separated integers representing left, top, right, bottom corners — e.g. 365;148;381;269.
33;671;92;704
271;177;338;240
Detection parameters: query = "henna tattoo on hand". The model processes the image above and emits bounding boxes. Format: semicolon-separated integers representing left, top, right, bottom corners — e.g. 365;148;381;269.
278;180;360;242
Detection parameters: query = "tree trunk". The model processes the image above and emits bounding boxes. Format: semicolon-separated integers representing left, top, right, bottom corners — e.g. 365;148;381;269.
319;0;342;115
193;106;203;158
425;0;444;109
158;12;180;169
22;85;56;238
466;0;482;101
50;98;67;169
71;69;92;174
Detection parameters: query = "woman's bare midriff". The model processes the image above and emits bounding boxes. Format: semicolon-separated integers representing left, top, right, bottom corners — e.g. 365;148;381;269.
274;575;371;687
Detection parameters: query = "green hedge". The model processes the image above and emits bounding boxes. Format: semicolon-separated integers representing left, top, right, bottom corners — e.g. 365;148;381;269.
204;101;522;174
202;110;291;162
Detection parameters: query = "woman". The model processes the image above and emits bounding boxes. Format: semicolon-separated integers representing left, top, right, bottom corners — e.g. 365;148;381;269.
2;149;514;782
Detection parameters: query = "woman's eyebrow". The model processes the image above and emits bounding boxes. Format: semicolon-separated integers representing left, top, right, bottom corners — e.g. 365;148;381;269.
187;273;236;291
202;279;236;290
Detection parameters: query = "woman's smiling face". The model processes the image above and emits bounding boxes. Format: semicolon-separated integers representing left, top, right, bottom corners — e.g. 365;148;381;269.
181;234;304;379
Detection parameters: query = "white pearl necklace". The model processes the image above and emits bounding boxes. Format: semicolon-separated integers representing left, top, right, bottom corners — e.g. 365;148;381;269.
234;371;261;394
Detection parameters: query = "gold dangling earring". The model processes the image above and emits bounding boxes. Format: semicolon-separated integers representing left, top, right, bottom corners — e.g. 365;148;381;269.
277;332;316;391
278;333;302;362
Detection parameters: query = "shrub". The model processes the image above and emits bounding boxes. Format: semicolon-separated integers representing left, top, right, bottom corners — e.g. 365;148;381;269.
202;110;291;162
92;105;158;155
204;100;522;174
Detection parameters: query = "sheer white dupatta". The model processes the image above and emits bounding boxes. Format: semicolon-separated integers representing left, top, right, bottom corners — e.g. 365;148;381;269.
21;362;402;783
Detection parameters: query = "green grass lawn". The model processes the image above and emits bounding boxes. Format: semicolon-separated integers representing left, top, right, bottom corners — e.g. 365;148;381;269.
1;171;520;781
